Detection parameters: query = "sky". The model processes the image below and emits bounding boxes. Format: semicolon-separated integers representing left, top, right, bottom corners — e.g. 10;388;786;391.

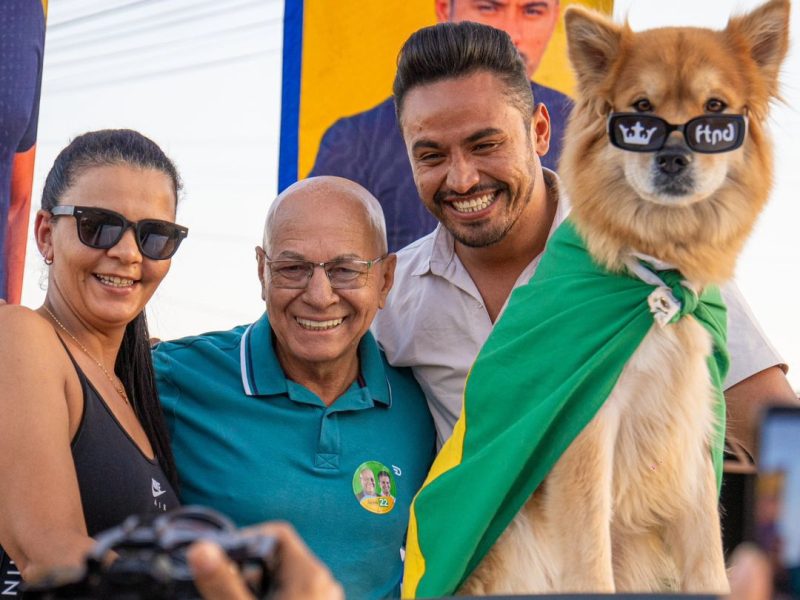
20;0;800;388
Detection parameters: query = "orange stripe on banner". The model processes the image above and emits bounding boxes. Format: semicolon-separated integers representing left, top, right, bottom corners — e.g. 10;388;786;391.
7;146;37;304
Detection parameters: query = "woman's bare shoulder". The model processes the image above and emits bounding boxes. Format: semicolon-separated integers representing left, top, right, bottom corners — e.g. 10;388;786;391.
0;305;62;356
0;305;78;430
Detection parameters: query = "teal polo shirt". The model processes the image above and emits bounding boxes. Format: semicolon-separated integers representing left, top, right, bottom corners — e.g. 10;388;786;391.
153;313;435;600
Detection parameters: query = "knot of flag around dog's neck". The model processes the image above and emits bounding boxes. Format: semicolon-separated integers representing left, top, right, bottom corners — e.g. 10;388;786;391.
624;256;701;327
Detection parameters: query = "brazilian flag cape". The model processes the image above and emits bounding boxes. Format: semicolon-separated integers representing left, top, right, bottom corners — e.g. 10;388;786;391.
402;219;729;598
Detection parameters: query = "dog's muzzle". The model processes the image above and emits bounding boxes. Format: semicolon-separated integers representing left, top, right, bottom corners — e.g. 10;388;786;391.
652;142;695;195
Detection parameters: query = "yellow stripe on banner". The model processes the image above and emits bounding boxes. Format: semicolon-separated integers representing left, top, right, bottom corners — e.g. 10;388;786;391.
298;0;614;183
403;380;471;597
41;0;48;16
536;0;614;94
299;0;434;179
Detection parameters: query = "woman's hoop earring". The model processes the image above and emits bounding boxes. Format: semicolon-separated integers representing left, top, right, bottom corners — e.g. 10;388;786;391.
44;256;53;265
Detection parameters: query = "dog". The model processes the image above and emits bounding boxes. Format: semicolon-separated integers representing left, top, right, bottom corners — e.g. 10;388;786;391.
461;0;790;594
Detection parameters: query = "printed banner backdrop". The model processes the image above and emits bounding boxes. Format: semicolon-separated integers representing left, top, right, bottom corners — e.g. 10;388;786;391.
0;0;47;303
279;0;613;192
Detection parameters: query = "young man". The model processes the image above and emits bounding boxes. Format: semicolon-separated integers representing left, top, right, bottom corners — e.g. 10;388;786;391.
371;21;796;455
379;471;395;500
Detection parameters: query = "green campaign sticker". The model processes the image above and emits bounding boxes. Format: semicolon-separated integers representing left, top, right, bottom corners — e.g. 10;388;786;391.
353;461;396;514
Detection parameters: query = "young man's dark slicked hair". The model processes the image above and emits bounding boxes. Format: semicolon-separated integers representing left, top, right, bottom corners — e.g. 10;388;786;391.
393;21;534;125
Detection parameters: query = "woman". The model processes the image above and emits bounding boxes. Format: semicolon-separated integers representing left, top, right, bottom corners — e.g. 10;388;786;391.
0;129;187;580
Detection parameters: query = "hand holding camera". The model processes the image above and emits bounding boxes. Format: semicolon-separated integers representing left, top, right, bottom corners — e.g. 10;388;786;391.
21;506;341;600
189;521;343;600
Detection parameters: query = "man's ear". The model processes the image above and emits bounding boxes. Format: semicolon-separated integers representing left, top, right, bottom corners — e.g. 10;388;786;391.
34;210;55;263
377;253;396;309
564;5;624;99
531;103;551;158
434;0;451;23
255;246;268;301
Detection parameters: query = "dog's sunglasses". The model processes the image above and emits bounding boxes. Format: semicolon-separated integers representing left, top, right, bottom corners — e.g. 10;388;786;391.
608;113;747;154
49;205;189;260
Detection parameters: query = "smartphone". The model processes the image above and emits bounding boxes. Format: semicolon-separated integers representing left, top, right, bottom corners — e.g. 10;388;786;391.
754;406;800;598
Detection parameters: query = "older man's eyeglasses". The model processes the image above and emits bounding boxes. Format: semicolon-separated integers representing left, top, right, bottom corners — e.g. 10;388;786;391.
265;255;388;289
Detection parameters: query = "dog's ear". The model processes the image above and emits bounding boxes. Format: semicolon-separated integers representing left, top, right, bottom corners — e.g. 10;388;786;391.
564;6;625;100
726;0;790;95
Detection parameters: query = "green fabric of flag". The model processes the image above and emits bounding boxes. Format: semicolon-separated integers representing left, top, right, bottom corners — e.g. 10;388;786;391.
407;218;728;597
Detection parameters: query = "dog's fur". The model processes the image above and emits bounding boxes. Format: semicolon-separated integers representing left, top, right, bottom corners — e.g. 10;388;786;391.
461;1;790;594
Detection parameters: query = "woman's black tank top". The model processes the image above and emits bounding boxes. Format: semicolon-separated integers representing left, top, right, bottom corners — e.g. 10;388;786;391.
63;339;179;535
0;339;180;595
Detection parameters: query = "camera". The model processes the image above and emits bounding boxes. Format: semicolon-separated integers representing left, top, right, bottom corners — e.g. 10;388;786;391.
22;506;277;599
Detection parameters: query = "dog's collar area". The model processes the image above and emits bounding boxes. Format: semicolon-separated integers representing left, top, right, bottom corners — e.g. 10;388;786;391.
629;251;674;272
628;252;701;296
623;255;701;328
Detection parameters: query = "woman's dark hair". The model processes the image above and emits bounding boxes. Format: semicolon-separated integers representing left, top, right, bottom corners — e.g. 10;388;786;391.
41;128;181;211
43;129;181;489
393;21;534;125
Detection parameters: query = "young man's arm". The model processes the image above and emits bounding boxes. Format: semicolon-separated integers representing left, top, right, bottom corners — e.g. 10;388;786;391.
725;366;798;460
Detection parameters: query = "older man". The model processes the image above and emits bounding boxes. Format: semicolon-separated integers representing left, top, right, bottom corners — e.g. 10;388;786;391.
357;467;377;501
309;0;571;251
153;177;435;599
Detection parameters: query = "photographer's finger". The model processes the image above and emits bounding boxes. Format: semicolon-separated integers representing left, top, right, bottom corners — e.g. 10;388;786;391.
728;543;773;600
245;522;343;600
189;540;255;600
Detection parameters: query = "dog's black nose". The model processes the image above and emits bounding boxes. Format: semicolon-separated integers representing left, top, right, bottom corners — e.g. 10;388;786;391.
656;147;693;175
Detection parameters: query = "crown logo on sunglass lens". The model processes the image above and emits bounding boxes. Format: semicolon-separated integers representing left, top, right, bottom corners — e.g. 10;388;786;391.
694;123;737;147
618;122;658;145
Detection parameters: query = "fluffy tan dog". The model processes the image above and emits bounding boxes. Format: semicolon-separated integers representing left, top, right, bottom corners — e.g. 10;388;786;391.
462;0;789;594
